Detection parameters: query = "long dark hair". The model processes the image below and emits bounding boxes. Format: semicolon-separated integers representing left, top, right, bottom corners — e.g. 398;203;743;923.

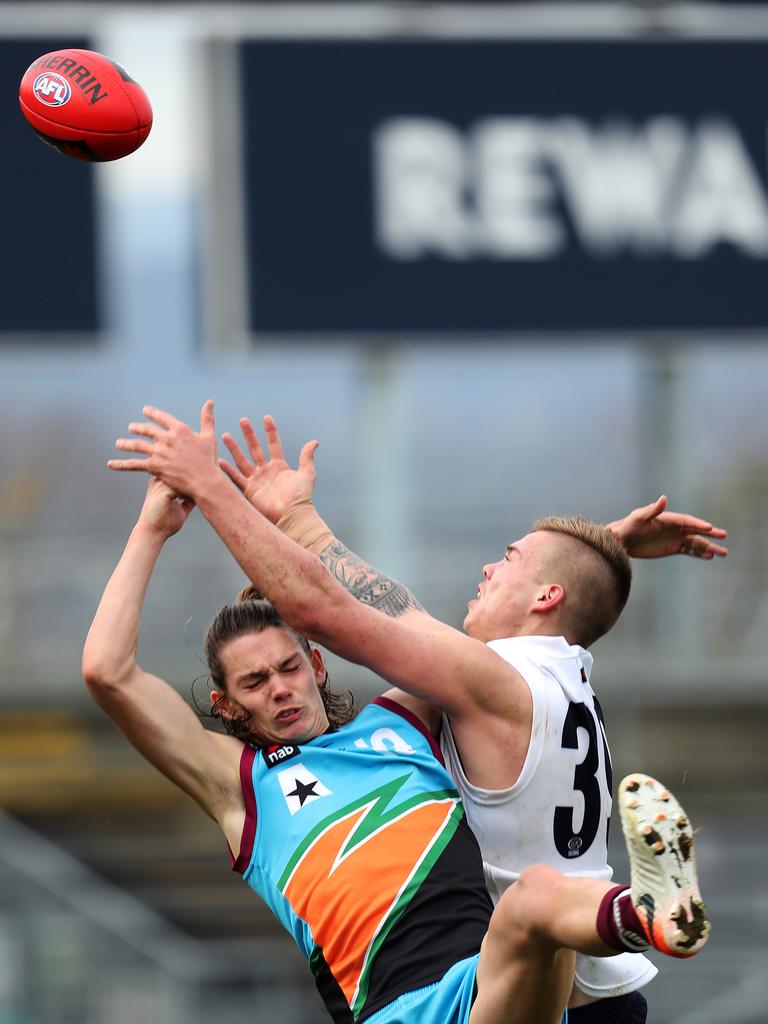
202;585;356;741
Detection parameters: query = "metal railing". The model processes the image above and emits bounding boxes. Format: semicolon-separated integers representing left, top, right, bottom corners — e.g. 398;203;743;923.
0;812;320;1024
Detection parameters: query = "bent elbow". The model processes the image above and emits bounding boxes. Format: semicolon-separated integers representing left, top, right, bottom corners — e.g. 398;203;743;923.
81;652;130;696
82;661;113;695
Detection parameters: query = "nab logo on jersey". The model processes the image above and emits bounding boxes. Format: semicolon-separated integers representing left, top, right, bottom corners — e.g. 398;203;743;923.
33;73;72;107
263;744;301;770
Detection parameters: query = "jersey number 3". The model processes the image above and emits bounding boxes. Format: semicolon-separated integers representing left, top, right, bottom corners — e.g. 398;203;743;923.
553;701;611;859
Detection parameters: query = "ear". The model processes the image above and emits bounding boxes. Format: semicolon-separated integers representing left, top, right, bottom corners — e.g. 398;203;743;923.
210;689;235;720
531;583;565;614
310;646;327;683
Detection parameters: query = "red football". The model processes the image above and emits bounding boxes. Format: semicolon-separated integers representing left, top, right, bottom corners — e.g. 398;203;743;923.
19;48;152;162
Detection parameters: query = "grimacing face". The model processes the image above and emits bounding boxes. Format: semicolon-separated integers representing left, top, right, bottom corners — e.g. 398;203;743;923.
463;531;559;642
213;626;329;745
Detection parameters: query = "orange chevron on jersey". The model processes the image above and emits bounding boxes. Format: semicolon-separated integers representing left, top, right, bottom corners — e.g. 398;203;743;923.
279;773;462;1017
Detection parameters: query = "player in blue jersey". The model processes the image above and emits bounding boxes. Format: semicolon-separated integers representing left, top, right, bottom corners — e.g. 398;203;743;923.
93;403;710;1024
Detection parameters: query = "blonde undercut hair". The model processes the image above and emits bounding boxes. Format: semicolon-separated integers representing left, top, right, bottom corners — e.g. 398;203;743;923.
532;516;632;648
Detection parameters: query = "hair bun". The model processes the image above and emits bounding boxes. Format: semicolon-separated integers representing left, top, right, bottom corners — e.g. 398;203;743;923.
236;584;266;604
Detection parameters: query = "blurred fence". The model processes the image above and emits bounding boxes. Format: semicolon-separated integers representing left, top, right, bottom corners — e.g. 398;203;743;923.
0;812;320;1024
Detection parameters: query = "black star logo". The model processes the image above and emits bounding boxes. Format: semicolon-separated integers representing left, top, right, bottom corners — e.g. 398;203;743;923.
287;778;319;806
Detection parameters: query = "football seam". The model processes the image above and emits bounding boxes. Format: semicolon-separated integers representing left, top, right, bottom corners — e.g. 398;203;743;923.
20;97;150;136
79;52;144;129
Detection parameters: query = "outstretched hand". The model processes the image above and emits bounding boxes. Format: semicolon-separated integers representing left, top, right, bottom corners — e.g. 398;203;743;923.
108;401;221;501
609;495;728;560
219;414;319;524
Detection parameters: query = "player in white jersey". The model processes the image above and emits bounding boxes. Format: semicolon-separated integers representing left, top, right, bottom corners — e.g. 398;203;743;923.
111;408;725;1023
440;634;648;1008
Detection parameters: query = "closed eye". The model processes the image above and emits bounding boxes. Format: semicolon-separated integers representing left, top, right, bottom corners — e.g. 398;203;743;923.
242;677;266;690
238;659;301;688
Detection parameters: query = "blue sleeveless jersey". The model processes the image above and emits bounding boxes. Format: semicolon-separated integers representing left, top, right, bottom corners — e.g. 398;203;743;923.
232;696;492;1023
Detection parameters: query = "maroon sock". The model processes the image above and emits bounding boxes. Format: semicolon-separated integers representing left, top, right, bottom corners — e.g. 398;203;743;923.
596;885;650;953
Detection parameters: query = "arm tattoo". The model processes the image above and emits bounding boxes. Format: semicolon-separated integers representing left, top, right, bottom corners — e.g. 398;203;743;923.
318;541;424;619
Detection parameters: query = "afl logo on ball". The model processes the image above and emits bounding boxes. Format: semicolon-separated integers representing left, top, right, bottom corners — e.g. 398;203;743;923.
32;73;71;107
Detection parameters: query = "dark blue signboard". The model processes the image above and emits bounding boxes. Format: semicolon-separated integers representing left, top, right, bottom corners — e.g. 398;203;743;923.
4;38;99;337
240;41;768;333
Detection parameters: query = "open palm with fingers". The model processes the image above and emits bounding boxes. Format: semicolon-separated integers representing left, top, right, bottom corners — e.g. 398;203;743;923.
220;415;319;524
610;495;728;560
109;401;222;504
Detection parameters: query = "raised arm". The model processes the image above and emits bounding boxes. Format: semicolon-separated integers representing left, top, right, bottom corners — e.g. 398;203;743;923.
223;421;728;629
82;477;244;836
108;404;526;730
219;415;436;627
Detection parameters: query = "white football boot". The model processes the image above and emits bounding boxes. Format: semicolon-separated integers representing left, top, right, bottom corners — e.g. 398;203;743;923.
619;773;710;957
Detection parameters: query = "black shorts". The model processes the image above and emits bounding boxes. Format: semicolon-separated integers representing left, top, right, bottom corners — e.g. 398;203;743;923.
568;991;648;1024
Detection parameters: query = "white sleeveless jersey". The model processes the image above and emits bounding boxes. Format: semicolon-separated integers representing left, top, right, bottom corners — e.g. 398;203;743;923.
440;635;657;999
